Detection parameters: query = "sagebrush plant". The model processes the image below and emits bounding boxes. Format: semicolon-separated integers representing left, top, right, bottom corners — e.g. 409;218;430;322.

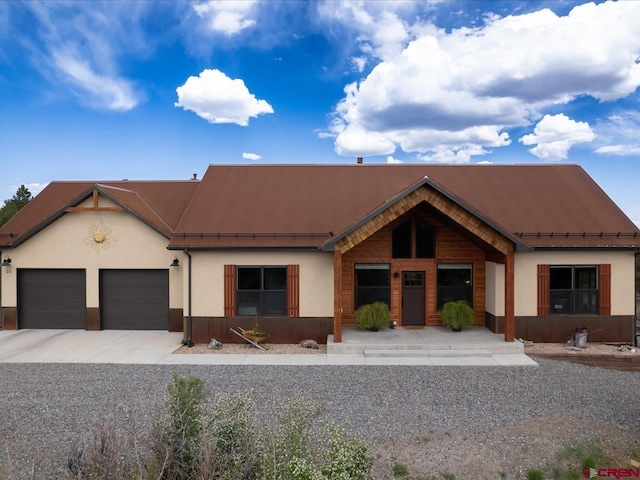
68;375;372;480
155;374;208;480
200;390;258;479
68;405;143;480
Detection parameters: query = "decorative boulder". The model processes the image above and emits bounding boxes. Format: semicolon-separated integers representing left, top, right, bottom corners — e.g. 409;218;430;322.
207;338;223;350
300;339;319;349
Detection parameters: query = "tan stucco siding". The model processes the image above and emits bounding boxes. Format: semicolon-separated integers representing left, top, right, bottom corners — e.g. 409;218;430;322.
187;250;334;317
485;261;505;316
1;201;181;309
514;250;635;316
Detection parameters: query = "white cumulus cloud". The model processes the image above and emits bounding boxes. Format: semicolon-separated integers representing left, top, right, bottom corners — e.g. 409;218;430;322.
519;114;595;160
194;1;257;36
175;69;274;126
329;1;640;161
242;152;261;160
386;155;402;164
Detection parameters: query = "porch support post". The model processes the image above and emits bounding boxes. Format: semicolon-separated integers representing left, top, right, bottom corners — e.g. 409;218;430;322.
333;249;343;343
504;247;515;342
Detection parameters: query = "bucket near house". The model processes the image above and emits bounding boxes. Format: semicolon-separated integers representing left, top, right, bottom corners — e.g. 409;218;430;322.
574;326;588;348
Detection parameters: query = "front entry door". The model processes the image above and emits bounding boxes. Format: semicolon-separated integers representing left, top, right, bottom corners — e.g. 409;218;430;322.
402;271;425;326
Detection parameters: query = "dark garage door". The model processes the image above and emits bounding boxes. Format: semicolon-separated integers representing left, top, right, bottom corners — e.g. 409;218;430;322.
18;269;86;329
100;269;169;330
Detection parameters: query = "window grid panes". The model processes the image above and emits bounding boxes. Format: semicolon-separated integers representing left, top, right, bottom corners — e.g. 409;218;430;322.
550;266;598;315
237;266;287;316
436;263;473;310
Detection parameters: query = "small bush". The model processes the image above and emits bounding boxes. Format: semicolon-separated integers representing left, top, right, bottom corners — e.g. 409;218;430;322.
66;376;373;480
526;469;545;480
393;461;408;476
356;302;390;331
441;300;474;330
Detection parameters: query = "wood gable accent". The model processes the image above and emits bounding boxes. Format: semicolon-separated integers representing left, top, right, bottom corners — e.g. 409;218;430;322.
335;186;513;256
66;190;124;213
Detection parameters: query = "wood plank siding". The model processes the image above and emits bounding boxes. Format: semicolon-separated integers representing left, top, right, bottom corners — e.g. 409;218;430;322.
339;208;487;327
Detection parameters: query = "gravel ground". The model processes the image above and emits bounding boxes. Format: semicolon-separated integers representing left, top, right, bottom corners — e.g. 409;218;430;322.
0;359;638;479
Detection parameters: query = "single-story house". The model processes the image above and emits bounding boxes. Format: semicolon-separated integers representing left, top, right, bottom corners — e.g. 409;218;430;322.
1;164;638;344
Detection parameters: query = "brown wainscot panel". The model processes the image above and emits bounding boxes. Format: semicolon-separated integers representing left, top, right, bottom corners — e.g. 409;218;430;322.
485;312;504;334
1;307;17;329
169;308;184;333
514;316;634;344
189;317;333;344
86;308;100;330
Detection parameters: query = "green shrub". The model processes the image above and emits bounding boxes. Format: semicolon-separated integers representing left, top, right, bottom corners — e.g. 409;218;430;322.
356;302;390;331
526;469;545;480
393;461;408;476
68;377;373;480
441;300;474;330
157;374;208;480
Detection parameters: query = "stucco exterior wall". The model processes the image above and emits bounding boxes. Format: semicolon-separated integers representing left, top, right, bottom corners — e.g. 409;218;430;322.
186;250;334;317
514;250;636;316
485;261;505;316
1;195;182;309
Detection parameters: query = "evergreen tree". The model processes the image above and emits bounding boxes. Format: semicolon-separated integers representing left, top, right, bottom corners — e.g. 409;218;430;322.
0;185;32;227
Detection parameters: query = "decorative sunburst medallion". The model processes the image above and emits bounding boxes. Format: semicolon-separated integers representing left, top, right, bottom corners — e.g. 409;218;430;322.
84;222;116;253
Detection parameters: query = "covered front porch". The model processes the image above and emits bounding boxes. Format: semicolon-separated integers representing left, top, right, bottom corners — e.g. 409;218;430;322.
327;179;519;344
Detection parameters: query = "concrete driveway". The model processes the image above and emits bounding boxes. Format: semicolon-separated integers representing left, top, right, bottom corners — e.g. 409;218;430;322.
0;329;184;364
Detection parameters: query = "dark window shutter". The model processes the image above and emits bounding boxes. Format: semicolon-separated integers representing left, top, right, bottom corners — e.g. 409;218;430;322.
224;265;236;317
598;264;611;316
537;264;550;316
287;265;300;317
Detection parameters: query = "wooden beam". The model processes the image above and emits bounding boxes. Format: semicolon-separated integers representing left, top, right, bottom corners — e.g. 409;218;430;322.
504;247;515;342
333;249;343;343
93;190;99;208
65;206;125;213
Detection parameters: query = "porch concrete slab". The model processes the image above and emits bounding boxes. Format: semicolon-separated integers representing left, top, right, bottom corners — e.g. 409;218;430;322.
364;356;434;366
326;353;366;365
364;349;493;358
328;327;523;355
429;356;501;366
493;354;539;366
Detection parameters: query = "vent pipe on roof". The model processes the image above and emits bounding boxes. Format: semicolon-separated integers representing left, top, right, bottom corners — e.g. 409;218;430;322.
192;173;197;180
357;157;363;164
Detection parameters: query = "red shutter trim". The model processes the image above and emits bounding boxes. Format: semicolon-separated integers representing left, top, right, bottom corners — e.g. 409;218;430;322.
224;265;237;317
287;265;300;317
598;264;611;316
537;264;550;317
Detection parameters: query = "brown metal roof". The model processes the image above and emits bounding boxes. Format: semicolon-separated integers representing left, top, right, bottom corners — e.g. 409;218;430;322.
169;164;640;250
0;180;200;247
2;165;638;251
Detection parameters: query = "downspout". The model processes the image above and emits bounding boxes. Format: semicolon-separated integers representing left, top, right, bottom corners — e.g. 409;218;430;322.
184;249;194;347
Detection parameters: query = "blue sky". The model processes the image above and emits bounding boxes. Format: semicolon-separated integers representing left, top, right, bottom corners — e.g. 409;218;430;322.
1;1;639;226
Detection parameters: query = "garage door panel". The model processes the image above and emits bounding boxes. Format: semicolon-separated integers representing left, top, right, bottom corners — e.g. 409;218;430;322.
18;269;86;329
100;270;168;330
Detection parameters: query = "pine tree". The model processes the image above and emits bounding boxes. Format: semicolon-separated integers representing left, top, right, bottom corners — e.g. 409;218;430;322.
0;185;32;227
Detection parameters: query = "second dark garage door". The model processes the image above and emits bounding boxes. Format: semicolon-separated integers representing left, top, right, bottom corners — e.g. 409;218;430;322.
100;269;169;330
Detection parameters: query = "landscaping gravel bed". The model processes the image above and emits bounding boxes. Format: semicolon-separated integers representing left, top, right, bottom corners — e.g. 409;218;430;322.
0;359;638;479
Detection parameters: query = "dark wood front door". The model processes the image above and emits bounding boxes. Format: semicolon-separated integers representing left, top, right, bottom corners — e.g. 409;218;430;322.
402;271;425;326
